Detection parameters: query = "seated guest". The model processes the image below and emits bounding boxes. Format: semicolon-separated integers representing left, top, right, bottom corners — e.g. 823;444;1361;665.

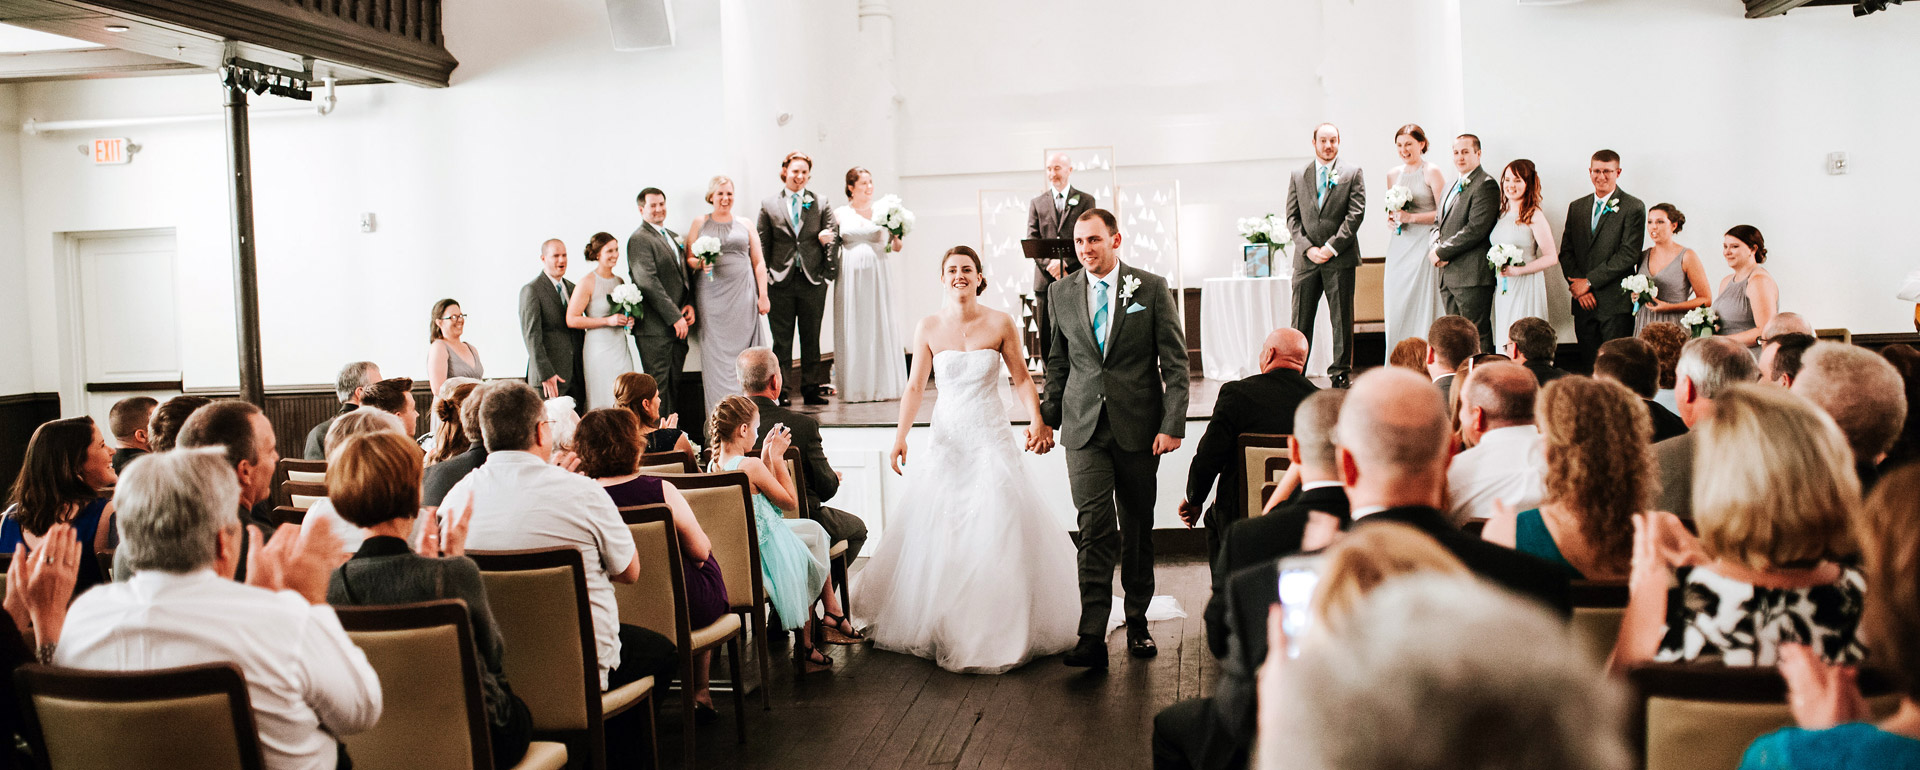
1594;337;1688;442
108;396;158;474
427;298;484;398
325;432;532;769
1639;320;1688;411
1426;315;1480;404
613;372;696;460
1484;377;1651;580
3;417;116;593
1654;336;1760;518
149;394;211;453
301;408;408;553
1388;337;1428;374
423;382;493;509
179;400;285;539
1446;361;1545;523
1180;328;1318;561
737;348;869;568
359;377;421;441
1792;342;1909;491
1448;352;1511;442
1741;464;1920;769
1205;390;1348;658
1763;310;1815;339
305;361;381;460
441;381;677;692
427;380;482;465
1260;576;1628;770
58;448;382;769
1614;385;1865;669
575;408;728;718
1881;344;1920;470
1506;316;1568;385
1759;332;1816;388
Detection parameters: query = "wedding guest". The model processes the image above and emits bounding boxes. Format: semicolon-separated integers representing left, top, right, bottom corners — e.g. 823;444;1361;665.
1426;314;1479;404
304;361;381;459
0;521;82;729
626;187;694;418
427;380;480;465
833;167;909;403
1489;160;1560;350
519;239;586;407
1506;316;1567;385
613;372;695;460
149;394;211;454
690;175;772;415
1430;134;1501;354
1593;338;1688;442
1716;225;1779;353
1284;123;1366;387
108;396;157;473
738;349;867;568
1484;376;1651;580
1759;332;1816;387
1635;203;1713;332
359;377;420;440
423;382;492;509
63;448;380;768
1027;152;1097;362
1181;328;1318;561
426;299;484;398
1881;344;1920;469
1388;337;1428;374
574;408;727;717
301;407;408;554
1654;336;1761;518
1617;384;1865;669
3;417;116;594
1382;123;1447;351
1792;342;1908;491
757;152;839;406
566;232;639;410
1560;150;1646;370
1446;362;1544;524
1639;321;1687;411
1763;311;1815;340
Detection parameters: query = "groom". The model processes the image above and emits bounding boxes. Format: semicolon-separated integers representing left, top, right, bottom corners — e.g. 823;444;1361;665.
1037;208;1190;668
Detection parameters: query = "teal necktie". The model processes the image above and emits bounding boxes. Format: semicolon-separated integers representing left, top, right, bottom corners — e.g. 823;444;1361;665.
789;193;802;231
1591;197;1605;232
556;280;567;303
1317;166;1334;205
1093;280;1111;355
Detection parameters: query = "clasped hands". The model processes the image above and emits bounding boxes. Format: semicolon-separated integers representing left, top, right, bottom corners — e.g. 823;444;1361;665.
1570;278;1597;310
1023;424;1055;455
1305;246;1333;265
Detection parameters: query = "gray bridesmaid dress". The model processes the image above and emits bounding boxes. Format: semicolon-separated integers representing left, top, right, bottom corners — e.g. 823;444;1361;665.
1635;248;1694;333
694;217;770;414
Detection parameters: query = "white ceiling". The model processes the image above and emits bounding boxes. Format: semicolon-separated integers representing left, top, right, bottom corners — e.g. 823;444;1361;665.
0;22;104;53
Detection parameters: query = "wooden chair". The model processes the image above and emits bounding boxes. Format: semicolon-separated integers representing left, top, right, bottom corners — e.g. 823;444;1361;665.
644;470;772;710
1236;434;1291;521
1568;580;1627;664
14;662;265;770
616;504;749;767
750;446;851;616
269;506;306;528
1627;662;1902;770
280;458;327;484
281;480;327;511
468;548;657;770
640;451;697;474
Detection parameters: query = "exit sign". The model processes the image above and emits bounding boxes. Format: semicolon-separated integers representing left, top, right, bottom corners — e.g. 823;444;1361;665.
92;138;131;165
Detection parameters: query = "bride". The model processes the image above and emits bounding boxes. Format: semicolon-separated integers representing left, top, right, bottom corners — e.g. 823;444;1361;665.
852;245;1080;674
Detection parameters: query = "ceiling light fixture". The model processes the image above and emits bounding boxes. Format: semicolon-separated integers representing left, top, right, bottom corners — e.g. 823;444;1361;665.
103;24;130;32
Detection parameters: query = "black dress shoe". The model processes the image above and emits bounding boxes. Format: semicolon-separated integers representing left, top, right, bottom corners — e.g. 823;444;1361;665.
1062;635;1108;668
802;388;829;406
1330;374;1351;389
778;395;793;407
1127;623;1158;658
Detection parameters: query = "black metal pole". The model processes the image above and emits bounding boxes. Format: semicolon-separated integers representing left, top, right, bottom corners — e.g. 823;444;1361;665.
222;64;266;406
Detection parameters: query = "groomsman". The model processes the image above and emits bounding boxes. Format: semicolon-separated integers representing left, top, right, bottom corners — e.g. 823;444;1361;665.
1560;149;1646;369
1027;152;1097;362
1283;123;1366;387
519;239;586;409
757;152;840;406
1429;134;1501;354
626;187;694;417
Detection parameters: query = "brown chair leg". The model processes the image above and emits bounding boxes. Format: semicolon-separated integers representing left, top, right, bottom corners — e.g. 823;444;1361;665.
681;653;697;770
754;607;772;710
645;694;659;770
726;637;748;744
832;554;850;618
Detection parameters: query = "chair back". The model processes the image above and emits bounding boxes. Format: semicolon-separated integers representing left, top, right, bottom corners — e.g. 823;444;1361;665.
647;471;764;614
282;459;328;484
615;505;691;643
1628;663;1901;770
282;480;327;511
1568;580;1627;664
467;548;598;734
15;662;265;770
640;451;695;474
1236;434;1290;519
746;447;806;520
334;600;492;770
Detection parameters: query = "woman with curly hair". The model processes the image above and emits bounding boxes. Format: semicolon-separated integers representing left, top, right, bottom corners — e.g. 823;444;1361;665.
1482;376;1652;580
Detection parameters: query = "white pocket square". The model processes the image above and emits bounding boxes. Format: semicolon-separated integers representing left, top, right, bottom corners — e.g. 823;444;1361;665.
1127;303;1146;314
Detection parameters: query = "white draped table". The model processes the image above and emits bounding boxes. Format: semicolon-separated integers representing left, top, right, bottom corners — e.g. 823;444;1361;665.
1200;276;1334;381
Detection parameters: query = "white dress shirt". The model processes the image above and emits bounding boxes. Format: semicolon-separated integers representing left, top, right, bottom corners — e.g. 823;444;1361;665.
58;570;382;770
1051;184;1071;210
443;450;637;688
1446;425;1548;523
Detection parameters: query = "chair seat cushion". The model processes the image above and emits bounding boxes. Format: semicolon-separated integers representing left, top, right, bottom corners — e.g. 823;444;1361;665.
602;675;653;718
510;741;570;770
690;614;744;651
830;540;847;559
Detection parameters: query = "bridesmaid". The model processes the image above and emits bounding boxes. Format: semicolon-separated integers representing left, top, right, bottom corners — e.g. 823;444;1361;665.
686;176;773;415
1634;204;1713;332
565;233;637;409
426;298;484;398
1715;225;1779;353
1383;123;1448;350
1489;159;1559;350
831;167;909;403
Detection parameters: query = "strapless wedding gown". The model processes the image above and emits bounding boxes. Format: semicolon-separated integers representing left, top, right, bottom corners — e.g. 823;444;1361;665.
852;348;1080;674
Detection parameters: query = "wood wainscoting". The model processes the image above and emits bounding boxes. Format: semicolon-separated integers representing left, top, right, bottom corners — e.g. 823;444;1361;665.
0;393;62;490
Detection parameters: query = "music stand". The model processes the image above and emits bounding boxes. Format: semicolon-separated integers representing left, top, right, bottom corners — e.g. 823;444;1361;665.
1021;238;1074;265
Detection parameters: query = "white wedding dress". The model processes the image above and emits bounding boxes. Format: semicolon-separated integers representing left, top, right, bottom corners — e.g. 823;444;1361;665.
852;348;1080;674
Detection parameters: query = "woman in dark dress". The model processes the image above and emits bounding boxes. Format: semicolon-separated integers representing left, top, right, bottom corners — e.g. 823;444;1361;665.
575;408;728;719
2;417;118;597
614;372;696;460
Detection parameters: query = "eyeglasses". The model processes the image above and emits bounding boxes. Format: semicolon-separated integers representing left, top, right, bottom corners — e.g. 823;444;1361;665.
441;314;468;321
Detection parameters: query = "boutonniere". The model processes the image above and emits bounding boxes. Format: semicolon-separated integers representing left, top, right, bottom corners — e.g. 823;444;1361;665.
1600;197;1620;216
1119;275;1142;304
1068;195;1081;207
801;191;816;210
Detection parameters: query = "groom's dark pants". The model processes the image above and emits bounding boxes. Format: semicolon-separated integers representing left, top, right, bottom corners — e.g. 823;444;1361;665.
1067;410;1160;638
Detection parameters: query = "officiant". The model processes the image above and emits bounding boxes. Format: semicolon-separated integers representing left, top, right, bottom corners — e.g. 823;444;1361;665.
1028;152;1097;361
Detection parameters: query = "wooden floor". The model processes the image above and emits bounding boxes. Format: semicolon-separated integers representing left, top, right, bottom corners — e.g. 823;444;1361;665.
646;558;1220;770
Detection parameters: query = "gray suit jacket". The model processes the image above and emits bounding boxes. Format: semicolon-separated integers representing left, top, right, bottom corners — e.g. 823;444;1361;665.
1654;432;1694;519
1434;165;1501;289
756;189;839;284
1283;159;1366;271
519;272;583;386
1559;188;1647;318
1040;264;1190;452
626;223;690;338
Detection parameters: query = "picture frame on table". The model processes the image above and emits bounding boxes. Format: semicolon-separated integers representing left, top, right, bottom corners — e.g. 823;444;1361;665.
1242;243;1272;278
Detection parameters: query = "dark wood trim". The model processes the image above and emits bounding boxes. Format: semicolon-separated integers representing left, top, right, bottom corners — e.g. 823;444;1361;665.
86;380;183;393
0;393;60;497
1854;332;1920;351
0;393;59;408
67;0;457;87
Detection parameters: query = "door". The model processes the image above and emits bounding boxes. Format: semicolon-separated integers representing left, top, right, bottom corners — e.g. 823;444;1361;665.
65;230;181;422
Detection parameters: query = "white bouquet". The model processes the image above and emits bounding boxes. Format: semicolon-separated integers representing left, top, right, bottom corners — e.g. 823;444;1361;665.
1681;306;1722;339
1382;185;1414;234
873;194;914;252
1236;214;1291;249
609;283;644;331
691;235;722;279
1620;274;1657;314
1487;244;1525;294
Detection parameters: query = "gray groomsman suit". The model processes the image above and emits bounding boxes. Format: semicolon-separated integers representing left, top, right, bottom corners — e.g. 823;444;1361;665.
1434;164;1502;354
1027;186;1097;362
519;271;586;409
757;189;839;394
626;221;692;417
1041;263;1190;637
1283;158;1365;381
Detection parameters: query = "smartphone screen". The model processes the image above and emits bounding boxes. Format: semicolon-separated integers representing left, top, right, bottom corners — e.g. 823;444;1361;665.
1276;557;1322;659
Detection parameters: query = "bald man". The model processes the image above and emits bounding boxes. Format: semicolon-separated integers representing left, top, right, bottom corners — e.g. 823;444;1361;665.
1180;328;1318;559
1027;152;1097;361
1761;311;1814;341
520;238;586;410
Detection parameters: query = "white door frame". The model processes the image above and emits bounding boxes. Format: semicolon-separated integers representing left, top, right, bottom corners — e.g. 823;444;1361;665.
54;227;179;417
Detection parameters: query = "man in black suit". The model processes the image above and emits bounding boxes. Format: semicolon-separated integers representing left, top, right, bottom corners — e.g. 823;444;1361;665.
518;239;585;409
1425;315;1479;405
1026;152;1097;362
1202;388;1347;659
1594;337;1688;442
1152;368;1569;770
757;152;840;406
303;360;380;459
1430;134;1502;354
1179;328;1317;564
1283;123;1366;388
737;348;868;566
1506;316;1567;385
1560;150;1647;370
626;187;695;418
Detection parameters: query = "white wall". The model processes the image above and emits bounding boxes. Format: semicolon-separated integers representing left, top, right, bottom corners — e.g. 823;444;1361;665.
0;83;32;396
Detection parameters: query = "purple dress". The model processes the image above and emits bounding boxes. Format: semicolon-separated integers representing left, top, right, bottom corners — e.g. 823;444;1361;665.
603;476;730;628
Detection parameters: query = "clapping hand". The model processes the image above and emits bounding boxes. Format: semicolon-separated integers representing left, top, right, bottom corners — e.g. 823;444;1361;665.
550;448;583;474
246;518;342;605
4;524;82;647
1780;643;1867;729
661;413;679;430
417;496;474;558
764;423;793;460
